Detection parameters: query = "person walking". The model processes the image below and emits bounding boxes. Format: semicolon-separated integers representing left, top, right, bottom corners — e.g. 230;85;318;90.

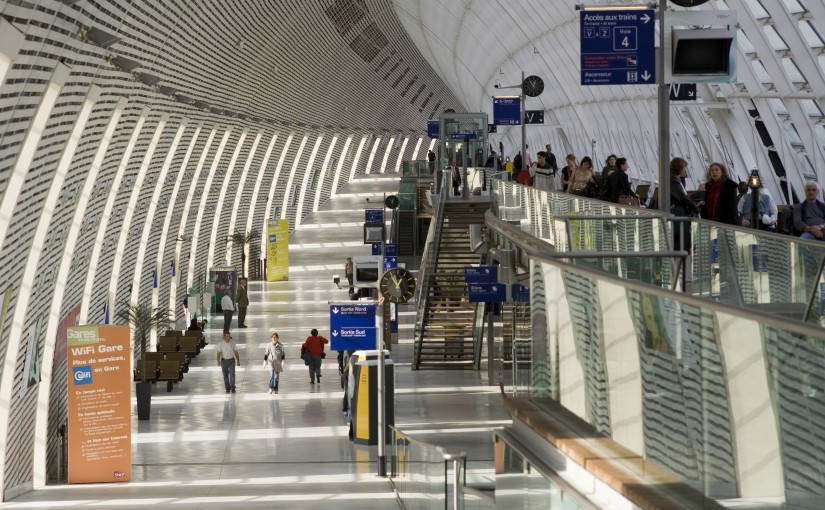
344;257;354;293
220;290;235;334
236;278;249;328
301;328;329;384
216;333;240;393
263;332;285;394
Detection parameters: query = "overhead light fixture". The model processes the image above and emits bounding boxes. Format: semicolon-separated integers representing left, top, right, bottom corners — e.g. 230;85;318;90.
81;26;121;48
137;73;161;86
748;169;762;189
109;55;140;72
157;85;177;96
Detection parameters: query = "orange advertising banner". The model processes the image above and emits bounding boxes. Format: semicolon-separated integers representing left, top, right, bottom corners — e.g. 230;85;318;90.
67;325;132;484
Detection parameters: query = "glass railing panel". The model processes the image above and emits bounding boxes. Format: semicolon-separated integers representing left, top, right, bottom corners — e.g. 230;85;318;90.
529;255;825;506
402;160;437;179
690;220;825;323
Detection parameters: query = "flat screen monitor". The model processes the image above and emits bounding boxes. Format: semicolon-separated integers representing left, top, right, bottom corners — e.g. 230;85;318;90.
672;29;733;76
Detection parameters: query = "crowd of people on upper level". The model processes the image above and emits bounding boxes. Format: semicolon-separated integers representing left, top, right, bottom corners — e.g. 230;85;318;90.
475;145;825;241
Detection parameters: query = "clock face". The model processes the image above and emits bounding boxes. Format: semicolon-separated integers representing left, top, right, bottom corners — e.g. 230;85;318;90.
385;195;399;210
668;0;710;6
522;75;544;97
379;268;416;304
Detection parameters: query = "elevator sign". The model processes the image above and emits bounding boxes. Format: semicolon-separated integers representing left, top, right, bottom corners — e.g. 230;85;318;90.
580;9;655;86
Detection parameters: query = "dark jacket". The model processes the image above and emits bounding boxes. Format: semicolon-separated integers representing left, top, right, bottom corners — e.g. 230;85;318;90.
700;179;738;225
605;170;634;203
670;176;699;216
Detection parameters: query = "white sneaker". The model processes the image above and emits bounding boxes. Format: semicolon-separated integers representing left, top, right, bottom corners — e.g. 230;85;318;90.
268;389;274;394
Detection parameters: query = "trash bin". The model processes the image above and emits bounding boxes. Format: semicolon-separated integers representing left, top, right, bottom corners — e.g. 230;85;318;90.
350;350;394;445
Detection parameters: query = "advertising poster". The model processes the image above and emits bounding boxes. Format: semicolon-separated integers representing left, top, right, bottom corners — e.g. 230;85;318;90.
67;325;131;484
267;219;290;281
210;267;236;314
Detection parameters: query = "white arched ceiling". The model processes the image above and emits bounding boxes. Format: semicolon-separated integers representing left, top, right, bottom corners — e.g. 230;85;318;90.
393;0;825;195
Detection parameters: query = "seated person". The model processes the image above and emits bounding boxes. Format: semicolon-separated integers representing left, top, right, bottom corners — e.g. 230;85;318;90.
188;317;201;331
739;186;778;231
793;181;825;240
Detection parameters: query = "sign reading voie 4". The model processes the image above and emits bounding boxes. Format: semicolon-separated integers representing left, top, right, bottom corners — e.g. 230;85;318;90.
330;304;376;351
580;9;655;86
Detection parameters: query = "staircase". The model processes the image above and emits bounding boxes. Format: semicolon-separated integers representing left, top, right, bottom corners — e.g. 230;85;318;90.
415;199;491;369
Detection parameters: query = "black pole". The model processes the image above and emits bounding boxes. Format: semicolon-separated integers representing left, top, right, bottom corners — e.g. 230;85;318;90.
751;188;760;230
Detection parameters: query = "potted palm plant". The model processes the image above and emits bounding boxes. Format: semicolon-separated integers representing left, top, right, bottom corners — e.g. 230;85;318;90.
229;229;261;278
116;302;171;420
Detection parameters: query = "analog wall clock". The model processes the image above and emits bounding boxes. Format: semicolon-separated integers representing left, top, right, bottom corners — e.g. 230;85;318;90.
379;268;416;304
385;195;399;210
522;75;544;97
669;0;710;6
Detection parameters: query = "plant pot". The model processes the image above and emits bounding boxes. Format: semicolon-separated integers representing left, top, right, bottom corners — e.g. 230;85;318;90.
136;381;152;420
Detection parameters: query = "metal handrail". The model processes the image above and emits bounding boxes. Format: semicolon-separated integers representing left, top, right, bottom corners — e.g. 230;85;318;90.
413;171;450;369
490;212;825;337
389;425;467;510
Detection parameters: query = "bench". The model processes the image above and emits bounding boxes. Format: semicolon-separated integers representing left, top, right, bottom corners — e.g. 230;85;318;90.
183;331;206;349
157;360;183;392
143;352;165;363
178;336;199;358
134;360;158;382
157;336;178;353
164;352;189;373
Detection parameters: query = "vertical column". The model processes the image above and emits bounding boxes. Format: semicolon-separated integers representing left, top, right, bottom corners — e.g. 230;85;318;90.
279;135;309;220
226;132;263;269
293;136;324;228
311;136;339;213
207;130;248;269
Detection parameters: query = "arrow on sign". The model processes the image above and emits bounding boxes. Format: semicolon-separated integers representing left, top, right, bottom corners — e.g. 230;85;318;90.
641;71;652;82
332;331;339;337
332;307;339;314
641;13;651;24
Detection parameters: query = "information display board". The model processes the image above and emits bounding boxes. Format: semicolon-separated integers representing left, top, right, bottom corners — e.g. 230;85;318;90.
330;304;377;351
493;96;521;126
67;325;131;484
580;9;655;85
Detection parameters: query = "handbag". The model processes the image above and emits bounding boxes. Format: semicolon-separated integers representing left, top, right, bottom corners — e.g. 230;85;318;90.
303;351;312;366
583;181;599;198
516;167;533;186
618;195;640;207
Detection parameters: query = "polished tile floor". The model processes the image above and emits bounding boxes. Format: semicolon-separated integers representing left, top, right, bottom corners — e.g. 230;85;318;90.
2;176;509;509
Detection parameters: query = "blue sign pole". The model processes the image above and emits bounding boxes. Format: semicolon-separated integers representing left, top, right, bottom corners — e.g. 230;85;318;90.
580;9;655;86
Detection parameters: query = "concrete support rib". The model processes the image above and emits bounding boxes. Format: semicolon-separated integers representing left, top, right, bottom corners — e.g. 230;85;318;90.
177;128;218;295
11;84;100;492
312;136;339;213
107;116;168;320
226;132;262;272
347;137;367;183
259;134;293;258
279;135;309;220
244;134;278;265
208;130;248;269
294;136;324;228
160;123;203;322
79;108;150;324
329;136;352;197
394;138;409;173
130;121;186;312
188;129;233;288
206;129;249;268
0;62;69;253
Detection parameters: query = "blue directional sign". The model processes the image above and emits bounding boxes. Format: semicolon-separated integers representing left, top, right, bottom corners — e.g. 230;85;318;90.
512;283;530;303
493;96;521;126
751;245;767;273
468;283;506;303
427;120;439;139
580;9;655;86
371;243;397;256
365;209;384;224
464;266;498;284
330;304;377;351
383;257;397;271
449;133;476;140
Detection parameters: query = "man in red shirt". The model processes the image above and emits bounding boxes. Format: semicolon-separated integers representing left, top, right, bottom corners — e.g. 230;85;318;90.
301;329;329;384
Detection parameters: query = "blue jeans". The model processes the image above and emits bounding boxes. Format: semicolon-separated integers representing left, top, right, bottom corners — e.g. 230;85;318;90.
800;232;822;241
268;369;280;390
221;358;236;391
